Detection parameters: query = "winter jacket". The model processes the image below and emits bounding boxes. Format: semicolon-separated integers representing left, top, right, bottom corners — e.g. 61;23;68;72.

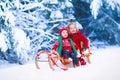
52;36;78;56
71;31;89;52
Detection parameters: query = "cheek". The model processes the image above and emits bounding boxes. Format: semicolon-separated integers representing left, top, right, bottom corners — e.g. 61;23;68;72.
70;29;76;33
70;29;73;32
66;33;68;36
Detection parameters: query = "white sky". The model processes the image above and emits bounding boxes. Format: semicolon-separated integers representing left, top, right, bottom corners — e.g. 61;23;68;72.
0;46;120;80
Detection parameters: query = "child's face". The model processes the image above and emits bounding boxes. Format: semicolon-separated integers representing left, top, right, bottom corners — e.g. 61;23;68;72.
68;24;77;34
61;30;68;38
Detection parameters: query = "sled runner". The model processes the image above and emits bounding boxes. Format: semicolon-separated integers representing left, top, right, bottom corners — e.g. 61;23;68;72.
81;48;92;64
35;50;69;71
80;41;92;64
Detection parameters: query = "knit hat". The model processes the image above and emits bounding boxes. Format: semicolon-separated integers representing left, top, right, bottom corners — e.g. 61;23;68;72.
58;27;68;35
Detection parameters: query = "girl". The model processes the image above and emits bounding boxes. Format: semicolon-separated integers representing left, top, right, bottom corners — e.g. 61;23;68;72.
67;23;91;64
51;27;80;68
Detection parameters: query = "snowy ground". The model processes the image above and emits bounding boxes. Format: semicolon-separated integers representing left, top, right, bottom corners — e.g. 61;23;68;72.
0;46;120;80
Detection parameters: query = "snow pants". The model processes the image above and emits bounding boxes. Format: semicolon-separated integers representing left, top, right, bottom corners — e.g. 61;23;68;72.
62;50;79;65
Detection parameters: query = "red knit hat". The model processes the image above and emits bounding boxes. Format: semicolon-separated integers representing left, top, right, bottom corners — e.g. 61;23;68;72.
58;27;68;35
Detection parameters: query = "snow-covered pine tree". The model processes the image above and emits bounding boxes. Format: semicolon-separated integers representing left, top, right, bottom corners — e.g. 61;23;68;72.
72;0;120;47
0;0;78;64
0;0;120;64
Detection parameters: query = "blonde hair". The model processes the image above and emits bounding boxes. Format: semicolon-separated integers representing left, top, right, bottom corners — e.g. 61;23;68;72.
67;22;79;31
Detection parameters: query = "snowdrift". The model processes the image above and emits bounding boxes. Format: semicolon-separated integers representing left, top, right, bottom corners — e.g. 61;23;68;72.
0;46;120;80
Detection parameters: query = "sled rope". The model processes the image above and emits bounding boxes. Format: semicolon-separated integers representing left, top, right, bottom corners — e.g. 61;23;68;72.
50;57;68;71
46;51;68;71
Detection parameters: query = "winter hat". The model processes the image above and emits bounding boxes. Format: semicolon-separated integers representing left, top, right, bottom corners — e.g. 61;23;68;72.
58;27;68;35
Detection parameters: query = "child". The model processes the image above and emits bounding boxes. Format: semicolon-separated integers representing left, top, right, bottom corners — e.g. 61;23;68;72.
67;23;91;64
51;27;80;68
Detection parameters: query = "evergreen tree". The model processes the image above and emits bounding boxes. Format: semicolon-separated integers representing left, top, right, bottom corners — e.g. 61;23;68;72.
0;0;120;64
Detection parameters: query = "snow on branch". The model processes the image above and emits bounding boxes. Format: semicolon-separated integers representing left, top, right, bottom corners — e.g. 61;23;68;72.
46;18;75;23
90;0;120;19
19;2;47;12
90;0;103;19
0;31;8;52
106;0;120;10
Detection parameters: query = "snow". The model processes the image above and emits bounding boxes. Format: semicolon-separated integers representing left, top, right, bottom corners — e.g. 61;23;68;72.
1;0;120;79
12;27;31;62
90;0;102;19
0;46;120;80
0;30;8;52
13;27;31;52
65;1;73;8
50;10;63;19
90;0;120;19
106;0;120;10
76;22;83;29
41;0;58;4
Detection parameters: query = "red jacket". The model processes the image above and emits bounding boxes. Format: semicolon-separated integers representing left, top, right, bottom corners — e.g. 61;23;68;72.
52;38;79;52
71;31;89;52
